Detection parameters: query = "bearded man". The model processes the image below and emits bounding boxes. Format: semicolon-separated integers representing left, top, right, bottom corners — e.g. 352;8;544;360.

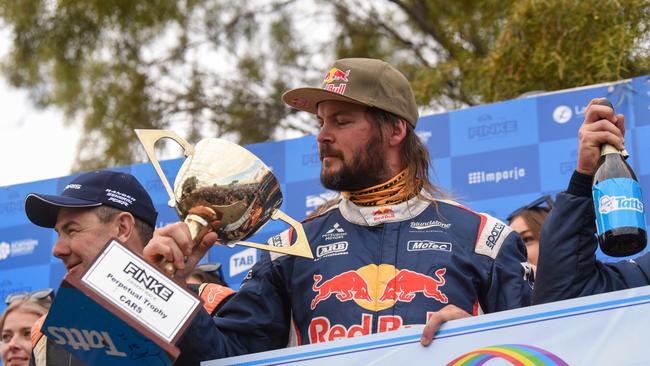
144;58;532;365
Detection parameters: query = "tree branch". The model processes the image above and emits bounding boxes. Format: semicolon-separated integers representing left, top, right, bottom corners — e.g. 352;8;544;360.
388;0;459;60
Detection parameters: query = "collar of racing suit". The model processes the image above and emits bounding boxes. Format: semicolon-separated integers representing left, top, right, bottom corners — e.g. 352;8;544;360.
339;188;432;226
341;169;417;207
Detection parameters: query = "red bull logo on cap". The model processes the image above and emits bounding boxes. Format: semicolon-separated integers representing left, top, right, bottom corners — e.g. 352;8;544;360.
311;264;448;312
322;67;350;95
322;67;350;84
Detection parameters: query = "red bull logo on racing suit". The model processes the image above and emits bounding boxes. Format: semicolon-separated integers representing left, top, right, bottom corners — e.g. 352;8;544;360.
311;271;373;310
309;264;448;343
371;208;396;222
309;312;440;343
379;268;448;303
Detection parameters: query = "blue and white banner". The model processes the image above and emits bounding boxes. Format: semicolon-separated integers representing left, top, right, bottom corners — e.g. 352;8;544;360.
1;75;649;298
205;285;650;365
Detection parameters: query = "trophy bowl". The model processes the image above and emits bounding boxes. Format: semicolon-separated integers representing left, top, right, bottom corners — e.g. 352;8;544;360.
135;129;314;275
173;138;283;244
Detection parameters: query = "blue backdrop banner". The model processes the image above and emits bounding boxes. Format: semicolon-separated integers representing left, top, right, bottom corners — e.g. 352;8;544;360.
1;75;649;314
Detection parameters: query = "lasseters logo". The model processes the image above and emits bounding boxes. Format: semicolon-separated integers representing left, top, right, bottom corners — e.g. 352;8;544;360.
552;105;573;124
0;242;10;260
0;239;38;260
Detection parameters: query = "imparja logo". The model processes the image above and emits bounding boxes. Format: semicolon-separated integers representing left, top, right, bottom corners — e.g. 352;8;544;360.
468;167;526;185
599;195;644;214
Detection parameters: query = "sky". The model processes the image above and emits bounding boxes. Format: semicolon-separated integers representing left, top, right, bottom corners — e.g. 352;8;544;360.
0;26;79;187
0;77;79;187
0;4;322;188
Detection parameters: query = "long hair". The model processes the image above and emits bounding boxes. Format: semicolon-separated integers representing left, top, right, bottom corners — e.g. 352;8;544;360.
365;107;448;200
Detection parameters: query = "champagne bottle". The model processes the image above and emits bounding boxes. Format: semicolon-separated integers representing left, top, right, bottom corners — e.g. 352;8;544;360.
592;99;647;257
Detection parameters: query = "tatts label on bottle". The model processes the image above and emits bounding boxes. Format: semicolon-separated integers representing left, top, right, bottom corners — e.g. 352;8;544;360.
593;178;646;234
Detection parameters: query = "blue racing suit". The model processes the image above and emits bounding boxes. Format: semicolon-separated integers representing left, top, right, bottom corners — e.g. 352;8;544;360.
176;193;532;364
532;171;650;305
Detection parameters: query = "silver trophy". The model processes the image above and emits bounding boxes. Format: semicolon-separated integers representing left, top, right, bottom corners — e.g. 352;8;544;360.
135;129;313;274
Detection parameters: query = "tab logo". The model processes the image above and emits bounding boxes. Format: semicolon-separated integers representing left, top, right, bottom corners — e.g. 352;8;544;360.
316;241;349;260
230;248;257;277
407;240;452;252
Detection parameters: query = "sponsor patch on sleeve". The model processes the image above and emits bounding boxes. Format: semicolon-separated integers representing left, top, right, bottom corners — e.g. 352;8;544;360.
199;283;236;316
267;228;294;261
475;215;512;259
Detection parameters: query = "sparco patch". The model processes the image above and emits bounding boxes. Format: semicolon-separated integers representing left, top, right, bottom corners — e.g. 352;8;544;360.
475;215;512;259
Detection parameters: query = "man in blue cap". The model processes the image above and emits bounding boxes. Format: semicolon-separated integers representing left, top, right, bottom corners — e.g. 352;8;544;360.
23;170;158;366
25;170;158;277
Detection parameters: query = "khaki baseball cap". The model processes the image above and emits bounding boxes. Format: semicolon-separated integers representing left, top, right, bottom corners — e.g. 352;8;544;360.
282;58;419;127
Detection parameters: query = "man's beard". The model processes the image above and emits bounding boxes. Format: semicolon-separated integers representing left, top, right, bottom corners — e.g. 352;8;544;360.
319;137;389;191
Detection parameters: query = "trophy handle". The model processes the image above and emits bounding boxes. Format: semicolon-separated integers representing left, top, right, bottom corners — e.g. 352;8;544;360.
235;210;314;259
134;129;195;207
160;214;212;275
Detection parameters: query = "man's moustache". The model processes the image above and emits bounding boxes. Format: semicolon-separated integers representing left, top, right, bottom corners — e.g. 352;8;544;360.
319;146;343;160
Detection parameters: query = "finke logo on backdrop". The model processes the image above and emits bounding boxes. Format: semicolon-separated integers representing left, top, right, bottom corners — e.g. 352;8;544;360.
467;114;518;140
468;167;526;185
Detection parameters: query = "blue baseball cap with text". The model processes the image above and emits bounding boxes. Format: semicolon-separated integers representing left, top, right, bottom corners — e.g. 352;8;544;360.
24;170;158;228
